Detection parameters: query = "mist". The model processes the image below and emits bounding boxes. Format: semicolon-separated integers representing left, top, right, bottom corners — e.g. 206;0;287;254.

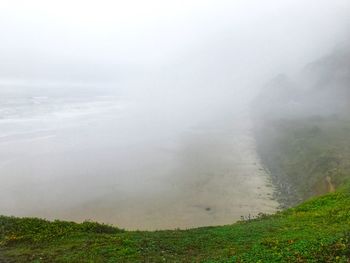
0;0;349;229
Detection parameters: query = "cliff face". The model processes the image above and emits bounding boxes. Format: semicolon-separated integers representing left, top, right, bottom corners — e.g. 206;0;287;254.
253;47;350;207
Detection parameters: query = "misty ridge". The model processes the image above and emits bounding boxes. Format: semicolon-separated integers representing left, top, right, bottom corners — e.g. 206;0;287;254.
253;44;350;120
252;43;350;207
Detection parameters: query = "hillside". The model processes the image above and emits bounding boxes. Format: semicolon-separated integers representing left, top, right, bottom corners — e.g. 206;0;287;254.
255;117;350;207
253;46;350;207
253;45;350;120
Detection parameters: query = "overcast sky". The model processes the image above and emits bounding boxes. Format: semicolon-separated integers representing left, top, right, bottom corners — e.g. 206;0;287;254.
0;0;349;96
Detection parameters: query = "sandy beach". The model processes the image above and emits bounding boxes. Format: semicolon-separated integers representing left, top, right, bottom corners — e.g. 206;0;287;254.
0;96;278;230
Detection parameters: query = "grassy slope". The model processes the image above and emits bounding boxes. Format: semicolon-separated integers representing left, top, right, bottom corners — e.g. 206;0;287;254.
0;189;350;262
1;117;350;262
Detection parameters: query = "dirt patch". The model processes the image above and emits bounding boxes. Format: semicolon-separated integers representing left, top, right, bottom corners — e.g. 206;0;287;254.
325;176;335;193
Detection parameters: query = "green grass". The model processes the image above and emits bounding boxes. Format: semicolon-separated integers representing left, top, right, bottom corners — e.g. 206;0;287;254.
0;188;350;262
1;117;350;262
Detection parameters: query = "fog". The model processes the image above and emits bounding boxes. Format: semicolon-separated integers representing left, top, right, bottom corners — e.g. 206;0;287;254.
0;0;349;229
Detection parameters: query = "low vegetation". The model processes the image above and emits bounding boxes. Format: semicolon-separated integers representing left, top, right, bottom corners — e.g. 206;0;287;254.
0;187;349;262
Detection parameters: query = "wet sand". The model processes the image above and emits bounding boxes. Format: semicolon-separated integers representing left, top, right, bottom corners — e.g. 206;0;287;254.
0;97;278;230
66;125;278;230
